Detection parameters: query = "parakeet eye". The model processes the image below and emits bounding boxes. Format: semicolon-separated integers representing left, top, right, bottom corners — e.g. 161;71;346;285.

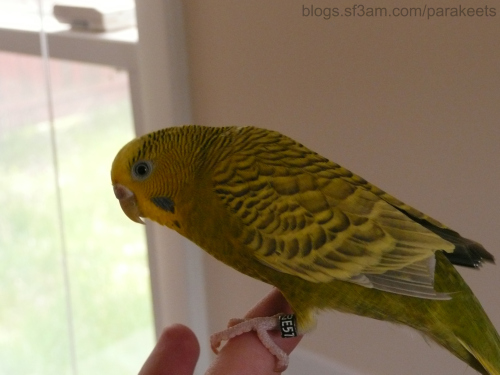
131;161;153;180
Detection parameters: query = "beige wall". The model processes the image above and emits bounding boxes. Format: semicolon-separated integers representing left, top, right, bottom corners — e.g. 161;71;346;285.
181;1;499;373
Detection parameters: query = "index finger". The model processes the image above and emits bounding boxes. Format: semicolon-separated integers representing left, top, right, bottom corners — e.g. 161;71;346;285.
205;288;302;375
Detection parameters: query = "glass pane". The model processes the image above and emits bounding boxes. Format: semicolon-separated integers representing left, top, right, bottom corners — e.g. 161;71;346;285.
0;51;72;375
0;0;47;15
0;51;154;375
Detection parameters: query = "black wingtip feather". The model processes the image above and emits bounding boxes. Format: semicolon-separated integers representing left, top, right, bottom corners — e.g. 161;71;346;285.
425;226;494;268
394;208;495;268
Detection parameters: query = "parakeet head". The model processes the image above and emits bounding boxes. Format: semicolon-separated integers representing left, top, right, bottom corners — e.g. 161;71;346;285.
110;129;188;230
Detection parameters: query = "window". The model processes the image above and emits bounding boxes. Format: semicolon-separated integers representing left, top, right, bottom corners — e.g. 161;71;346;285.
0;44;153;375
0;1;212;374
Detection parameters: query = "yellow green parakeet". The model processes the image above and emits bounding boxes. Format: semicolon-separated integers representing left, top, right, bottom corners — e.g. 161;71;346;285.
111;125;500;374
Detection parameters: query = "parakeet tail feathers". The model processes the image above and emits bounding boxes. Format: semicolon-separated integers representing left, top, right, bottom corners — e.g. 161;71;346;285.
457;338;500;375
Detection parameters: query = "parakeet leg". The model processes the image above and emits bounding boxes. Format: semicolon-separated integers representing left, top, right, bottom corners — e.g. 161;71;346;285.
210;314;290;372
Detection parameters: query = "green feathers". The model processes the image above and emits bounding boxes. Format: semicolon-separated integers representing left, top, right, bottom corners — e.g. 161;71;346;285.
111;125;499;374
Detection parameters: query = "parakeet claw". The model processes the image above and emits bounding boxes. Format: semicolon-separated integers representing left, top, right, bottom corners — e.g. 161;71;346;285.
210;315;289;372
227;318;245;327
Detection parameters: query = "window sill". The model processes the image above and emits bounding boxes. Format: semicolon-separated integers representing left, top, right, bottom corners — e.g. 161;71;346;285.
0;16;138;70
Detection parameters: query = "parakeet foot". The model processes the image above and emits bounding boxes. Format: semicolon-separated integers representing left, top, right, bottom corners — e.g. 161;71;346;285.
210;315;290;372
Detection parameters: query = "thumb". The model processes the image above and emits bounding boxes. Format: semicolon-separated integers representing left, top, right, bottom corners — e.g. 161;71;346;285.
139;324;200;375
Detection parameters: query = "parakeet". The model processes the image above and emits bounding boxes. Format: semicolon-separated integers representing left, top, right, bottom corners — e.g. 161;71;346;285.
111;125;500;374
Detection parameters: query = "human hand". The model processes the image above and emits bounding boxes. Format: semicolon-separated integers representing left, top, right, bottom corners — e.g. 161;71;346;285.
138;289;302;375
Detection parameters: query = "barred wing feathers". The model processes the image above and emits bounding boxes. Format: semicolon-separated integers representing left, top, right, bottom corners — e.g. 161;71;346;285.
212;127;454;299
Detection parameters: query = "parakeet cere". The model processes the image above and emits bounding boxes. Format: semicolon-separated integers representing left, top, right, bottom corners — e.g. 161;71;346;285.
111;125;500;374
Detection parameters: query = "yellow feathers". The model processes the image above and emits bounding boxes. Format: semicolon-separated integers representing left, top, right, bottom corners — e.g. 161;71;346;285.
111;125;499;374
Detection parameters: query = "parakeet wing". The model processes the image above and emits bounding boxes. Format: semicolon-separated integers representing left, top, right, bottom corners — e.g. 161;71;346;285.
213;127;454;298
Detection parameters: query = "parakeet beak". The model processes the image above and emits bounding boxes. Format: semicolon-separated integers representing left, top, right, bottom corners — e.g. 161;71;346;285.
113;184;145;224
